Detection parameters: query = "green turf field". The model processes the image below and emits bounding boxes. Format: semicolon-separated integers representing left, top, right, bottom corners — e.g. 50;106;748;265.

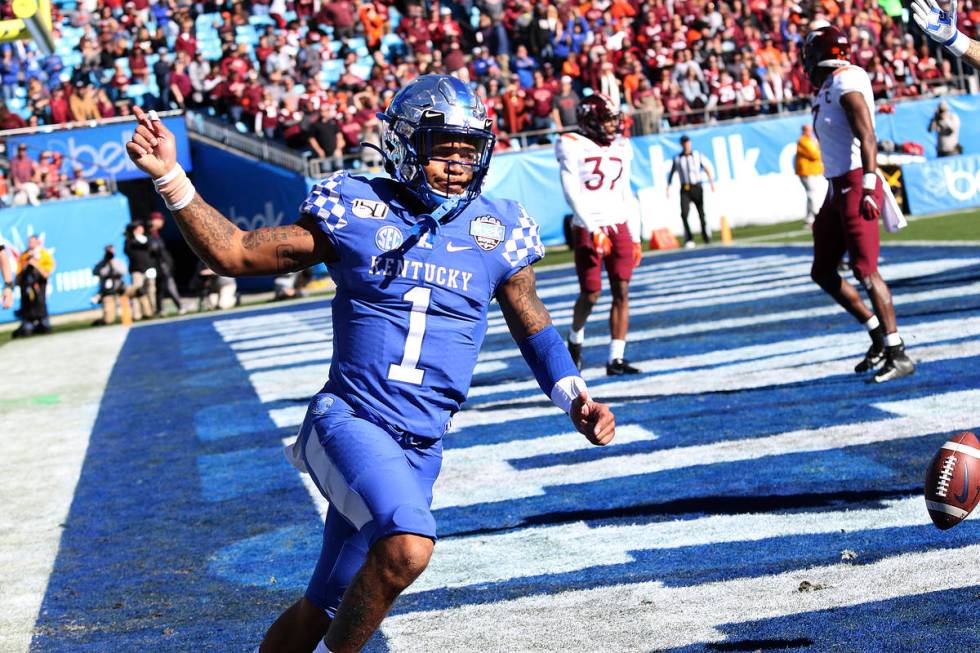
2;208;977;348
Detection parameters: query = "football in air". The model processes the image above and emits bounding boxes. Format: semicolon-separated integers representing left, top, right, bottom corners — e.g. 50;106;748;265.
924;432;980;530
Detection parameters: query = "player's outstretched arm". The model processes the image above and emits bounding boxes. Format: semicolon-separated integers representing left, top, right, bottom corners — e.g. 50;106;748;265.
125;107;335;276
497;265;615;445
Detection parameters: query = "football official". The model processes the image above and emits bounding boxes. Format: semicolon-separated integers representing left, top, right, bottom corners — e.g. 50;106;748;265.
666;135;715;248
126;75;615;653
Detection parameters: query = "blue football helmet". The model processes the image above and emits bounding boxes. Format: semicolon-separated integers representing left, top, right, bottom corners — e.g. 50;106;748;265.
378;75;495;221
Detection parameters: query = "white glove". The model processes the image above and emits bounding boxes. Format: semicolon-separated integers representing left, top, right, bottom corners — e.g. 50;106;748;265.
912;0;970;56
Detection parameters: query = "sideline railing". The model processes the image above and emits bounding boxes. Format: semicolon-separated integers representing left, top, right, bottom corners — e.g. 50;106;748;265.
184;111;312;175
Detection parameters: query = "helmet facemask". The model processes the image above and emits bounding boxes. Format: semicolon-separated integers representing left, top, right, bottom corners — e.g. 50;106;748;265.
379;75;496;221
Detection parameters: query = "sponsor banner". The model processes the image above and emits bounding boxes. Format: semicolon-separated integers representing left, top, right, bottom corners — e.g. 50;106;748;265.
482;95;980;243
902;153;980;215
0;194;130;322
4;116;192;182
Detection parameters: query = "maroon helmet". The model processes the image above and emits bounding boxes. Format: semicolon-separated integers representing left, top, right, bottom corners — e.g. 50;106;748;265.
576;93;622;145
803;24;850;85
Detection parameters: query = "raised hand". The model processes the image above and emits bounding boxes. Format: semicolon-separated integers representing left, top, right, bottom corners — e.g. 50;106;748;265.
912;0;958;44
570;391;616;446
125;106;177;179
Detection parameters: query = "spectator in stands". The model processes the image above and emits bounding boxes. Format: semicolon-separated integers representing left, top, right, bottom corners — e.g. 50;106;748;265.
308;103;345;170
92;244;128;326
69;168;91;197
552;75;579;130
929;100;962;157
12;234;55;338
124;221;157;320
10;144;40;206
70;82;101;120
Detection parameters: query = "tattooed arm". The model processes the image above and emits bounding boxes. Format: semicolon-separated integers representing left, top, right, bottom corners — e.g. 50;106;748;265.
495;264;552;340
124;106;335;276
172;195;335;276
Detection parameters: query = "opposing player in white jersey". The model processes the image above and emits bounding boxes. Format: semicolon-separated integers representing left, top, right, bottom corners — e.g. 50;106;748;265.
556;93;643;375
804;25;915;383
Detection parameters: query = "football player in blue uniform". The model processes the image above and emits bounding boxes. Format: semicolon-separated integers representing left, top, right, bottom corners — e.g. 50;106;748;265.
126;75;616;653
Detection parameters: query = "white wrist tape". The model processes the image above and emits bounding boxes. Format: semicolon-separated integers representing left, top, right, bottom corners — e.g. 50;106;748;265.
946;30;970;58
862;173;877;192
551;375;589;414
153;163;196;211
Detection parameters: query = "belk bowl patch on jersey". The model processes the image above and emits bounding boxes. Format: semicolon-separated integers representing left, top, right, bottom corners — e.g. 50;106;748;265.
470;215;505;251
351;199;389;219
375;225;404;251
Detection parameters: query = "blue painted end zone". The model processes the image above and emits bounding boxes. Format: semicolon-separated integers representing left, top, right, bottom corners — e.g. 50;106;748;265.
30;245;980;652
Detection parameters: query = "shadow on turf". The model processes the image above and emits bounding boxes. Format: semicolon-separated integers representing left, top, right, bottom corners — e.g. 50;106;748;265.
703;637;813;651
450;487;920;537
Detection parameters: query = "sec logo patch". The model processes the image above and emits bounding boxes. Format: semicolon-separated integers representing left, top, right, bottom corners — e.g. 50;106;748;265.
375;225;404;251
470;215;506;251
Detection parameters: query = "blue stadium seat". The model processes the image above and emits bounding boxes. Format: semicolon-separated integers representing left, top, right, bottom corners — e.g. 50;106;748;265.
249;15;275;27
126;83;148;99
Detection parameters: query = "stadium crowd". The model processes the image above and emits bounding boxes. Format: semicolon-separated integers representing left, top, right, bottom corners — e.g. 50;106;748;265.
0;0;972;161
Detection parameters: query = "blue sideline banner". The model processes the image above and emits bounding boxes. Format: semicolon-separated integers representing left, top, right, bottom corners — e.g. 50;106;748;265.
3;116;192;182
902;153;980;215
193;141;311;290
0;195;130;322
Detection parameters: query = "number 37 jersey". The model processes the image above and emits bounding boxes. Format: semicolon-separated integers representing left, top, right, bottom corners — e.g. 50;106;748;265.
555;132;637;233
300;172;544;438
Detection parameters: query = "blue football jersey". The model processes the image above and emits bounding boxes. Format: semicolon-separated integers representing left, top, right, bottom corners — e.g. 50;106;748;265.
300;171;545;438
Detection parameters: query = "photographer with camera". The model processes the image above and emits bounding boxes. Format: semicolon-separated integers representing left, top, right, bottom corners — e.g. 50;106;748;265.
92;244;129;326
12;235;55;338
928;100;961;157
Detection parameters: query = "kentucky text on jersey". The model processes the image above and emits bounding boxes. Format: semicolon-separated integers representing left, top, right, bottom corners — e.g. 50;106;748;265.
369;255;474;292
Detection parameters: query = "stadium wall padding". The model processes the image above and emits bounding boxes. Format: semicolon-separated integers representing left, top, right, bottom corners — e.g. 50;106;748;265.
191;140;311;290
4;116;192;182
0;194;130;322
902;152;980;216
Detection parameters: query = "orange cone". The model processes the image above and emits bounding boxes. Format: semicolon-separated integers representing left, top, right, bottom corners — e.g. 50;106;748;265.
720;216;733;245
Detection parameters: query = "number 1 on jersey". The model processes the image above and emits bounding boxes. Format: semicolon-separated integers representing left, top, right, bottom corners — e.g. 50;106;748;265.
387;286;431;385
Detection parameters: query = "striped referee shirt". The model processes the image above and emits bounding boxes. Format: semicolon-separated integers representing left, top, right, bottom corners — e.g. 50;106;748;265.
669;151;707;186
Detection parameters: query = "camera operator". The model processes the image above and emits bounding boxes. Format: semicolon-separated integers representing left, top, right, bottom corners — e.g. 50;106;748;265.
929;100;961;157
12;235;55;338
92;244;128;325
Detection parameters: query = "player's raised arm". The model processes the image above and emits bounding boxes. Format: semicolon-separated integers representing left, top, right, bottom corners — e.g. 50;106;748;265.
496;264;615;445
125;107;335;276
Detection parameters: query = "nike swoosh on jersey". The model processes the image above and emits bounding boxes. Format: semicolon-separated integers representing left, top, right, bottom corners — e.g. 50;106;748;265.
954;462;970;504
446;243;473;252
841;187;852;194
